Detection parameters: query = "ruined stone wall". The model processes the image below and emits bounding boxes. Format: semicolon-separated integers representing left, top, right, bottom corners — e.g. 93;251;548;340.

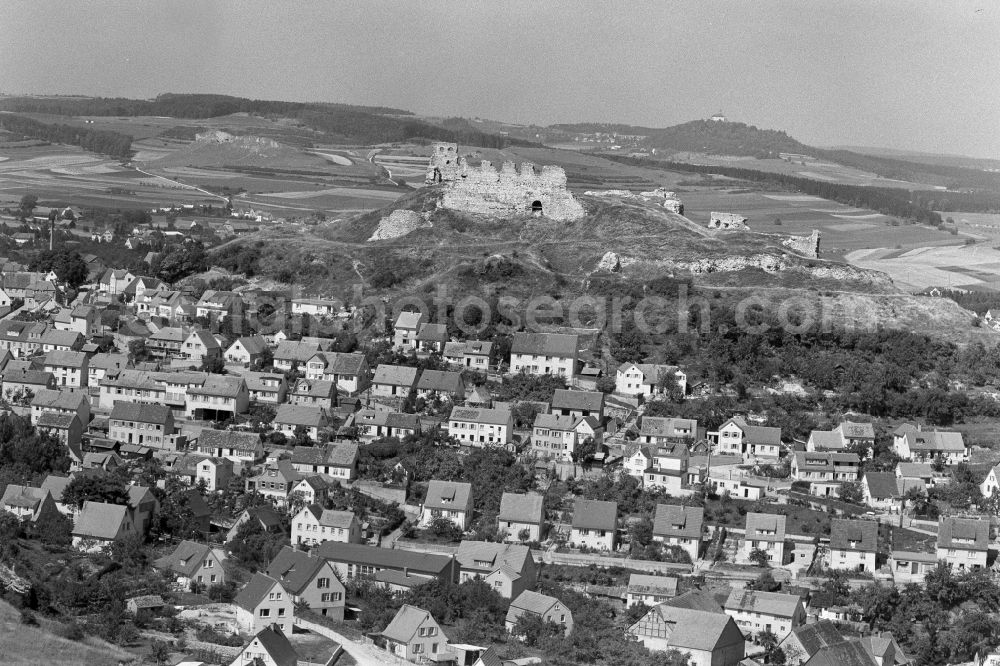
425;142;461;184
708;212;750;230
783;229;821;258
440;160;585;221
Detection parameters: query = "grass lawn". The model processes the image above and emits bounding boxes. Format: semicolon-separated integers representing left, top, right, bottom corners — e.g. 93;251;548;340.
889;526;937;553
704;497;853;537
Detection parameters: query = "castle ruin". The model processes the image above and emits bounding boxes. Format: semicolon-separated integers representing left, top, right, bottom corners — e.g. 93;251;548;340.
425;142;461;185
708;212;750;230
439;159;585;222
783;229;821;258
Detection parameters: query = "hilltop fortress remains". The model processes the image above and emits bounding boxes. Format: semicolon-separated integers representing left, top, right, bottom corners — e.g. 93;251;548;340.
425;143;584;221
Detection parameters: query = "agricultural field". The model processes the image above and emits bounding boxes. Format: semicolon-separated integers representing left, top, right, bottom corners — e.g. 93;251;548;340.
846;244;1000;292
940;211;1000;241
663;150;947;190
680;189;967;260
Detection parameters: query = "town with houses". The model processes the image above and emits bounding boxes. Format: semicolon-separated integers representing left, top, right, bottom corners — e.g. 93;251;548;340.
0;201;998;666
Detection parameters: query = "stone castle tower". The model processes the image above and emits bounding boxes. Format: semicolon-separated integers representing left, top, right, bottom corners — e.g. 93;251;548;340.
425;142;461;185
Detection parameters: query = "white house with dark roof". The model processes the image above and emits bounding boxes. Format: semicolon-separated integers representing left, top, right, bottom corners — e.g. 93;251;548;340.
415;369;465;401
37;411;83;449
420;480;474;530
456;541;537;599
229;626;300;666
1;484;58;522
509;332;578;381
615;362;687;397
40;329;84;353
937;517;989;570
289;441;358;480
243;371;287;404
292;504;362;546
273;404;329;440
791;451;860;498
807;421;876;455
741;512;787;565
196;429;264;465
625;442;691;494
371;364;419;398
289;378;337;409
570;499;617;551
291;297;341;317
224;335;268;367
183;330;222;364
43;350;88;387
443;340;492;370
356;409;419;441
628;595;744;662
530;413;600;461
498;492;545;542
448;406;513;448
626;574;679;607
828;518;878;572
304;351;369;394
506;590;572;637
381;604;448;662
415;322;449;353
638;416;697;446
265;546;345;619
245;460;301;507
272;340;321;372
861;471;908;513
234;573;293;634
393;311;426;351
30;387;90;426
723;589;806;640
153;539;225;588
710;416;781;460
892;424;967;464
87;353;129;386
72;500;134;550
550;388;604;419
109;401;176;449
652;504;704;562
185;375;249;420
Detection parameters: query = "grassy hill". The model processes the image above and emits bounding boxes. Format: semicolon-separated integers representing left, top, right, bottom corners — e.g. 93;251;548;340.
0;600;135;666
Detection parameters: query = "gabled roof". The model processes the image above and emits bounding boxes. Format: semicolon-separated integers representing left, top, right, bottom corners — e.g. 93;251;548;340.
37;411;79;429
31;387;89;411
1;484;49;510
244;626;299;666
382;604;439;643
40;474;71;502
234;573;284;612
744;512;786;542
274;340;321;363
506;590;562;622
805;640;878;666
416;322;448;341
652;504;704;539
627;573;678;596
44;350;87;367
292;378;336;399
265;546;333;596
896;462;935;478
864;472;901;499
664;590;725;613
290;442;359;468
937;517;989;551
808;430;846;451
551;389;603;412
372;364;418;386
73;501;128;540
572;499;617;531
110;401;172;424
315;542;454;576
836;421;875;439
784;620;846;659
230;335;267;355
450;406;511;425
424;480;472;511
725;589;802;618
511;332;578;357
89;353;129;372
148;326;187;343
640;416;698;439
646;606;742;652
154;540;215;578
456;541;532;575
185;329;221;350
829;519;878;553
499;492;545;524
300;504;357;529
187;375;245;398
197;429;263;453
416;369;463;393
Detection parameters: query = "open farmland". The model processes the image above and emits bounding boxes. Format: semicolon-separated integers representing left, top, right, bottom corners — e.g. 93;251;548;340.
846;243;1000;292
679;189;967;260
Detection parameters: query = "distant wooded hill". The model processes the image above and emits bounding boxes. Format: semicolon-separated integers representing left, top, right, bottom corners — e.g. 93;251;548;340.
0;94;533;150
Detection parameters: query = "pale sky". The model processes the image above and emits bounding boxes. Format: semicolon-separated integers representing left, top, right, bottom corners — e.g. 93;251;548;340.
2;0;999;158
